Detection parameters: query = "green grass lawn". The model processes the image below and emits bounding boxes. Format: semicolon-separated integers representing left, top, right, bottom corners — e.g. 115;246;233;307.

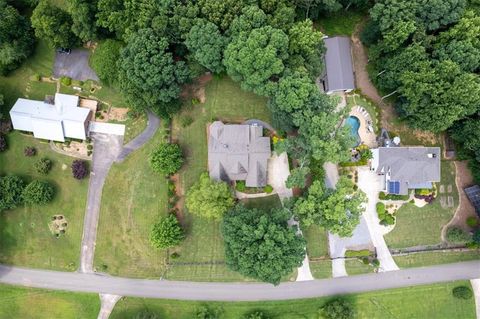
110;281;476;319
309;259;332;279
304;225;329;258
315;10;366;36
94;129;169;278
0;284;99;318
385;161;458;248
345;259;375;275
163;76;273;281
0;40;54;112
108;111;148;145
240;194;282;211
0;132;89;270
27;81;57;101
394;251;480;268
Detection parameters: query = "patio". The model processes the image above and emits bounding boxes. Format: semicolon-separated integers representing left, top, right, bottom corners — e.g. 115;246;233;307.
349;106;377;147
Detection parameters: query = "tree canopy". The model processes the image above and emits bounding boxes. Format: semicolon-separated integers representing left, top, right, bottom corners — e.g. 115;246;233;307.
185;172;234;220
294;177;366;237
149;214;184;249
224;26;289;96
31;0;78;48
149;143;183;176
117;28;189;117
90;39;123;85
22;180;54;205
185;19;227;74
67;0;99;42
0;0;34;74
222;204;305;285
0;175;25;211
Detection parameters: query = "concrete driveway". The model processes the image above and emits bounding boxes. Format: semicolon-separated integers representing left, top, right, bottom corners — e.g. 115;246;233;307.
357;166;399;272
53;49;99;81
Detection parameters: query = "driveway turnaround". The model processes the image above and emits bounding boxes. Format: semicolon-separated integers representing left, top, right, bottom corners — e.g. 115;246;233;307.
0;261;478;301
53;49;99;81
80;133;124;273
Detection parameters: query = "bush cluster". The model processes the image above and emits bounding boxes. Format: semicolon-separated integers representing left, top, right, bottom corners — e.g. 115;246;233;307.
22;180;54;205
71;160;89;179
379;192;409;201
452;286;473;299
321;299;355;319
34;157;52;175
445;227;471;244
149;143;183;176
377;202;395;226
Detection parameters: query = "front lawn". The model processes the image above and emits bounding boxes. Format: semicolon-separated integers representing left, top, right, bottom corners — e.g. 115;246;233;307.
345;259;375;275
385;161;458;248
309;259;332;279
0;284;99;318
0;132;89;270
241;194;282;211
94;129;169;278
110;281;476;319
164;76;273;281
394;251;480;268
304;225;329;258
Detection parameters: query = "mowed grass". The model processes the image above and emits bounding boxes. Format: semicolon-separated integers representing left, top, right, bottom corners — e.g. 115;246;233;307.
345;259;375;275
304;225;329;258
110;281;476;319
241;194;282;211
0;284;99;318
164;76;272;281
94;129;169;278
385;161;458;248
394;250;480;268
0;132;89;270
309;259;332;279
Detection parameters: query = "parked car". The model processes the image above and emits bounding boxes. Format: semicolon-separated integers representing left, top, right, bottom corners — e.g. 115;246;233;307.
56;48;71;54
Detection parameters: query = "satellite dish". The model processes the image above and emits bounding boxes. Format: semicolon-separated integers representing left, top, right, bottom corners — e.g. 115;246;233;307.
393;136;401;145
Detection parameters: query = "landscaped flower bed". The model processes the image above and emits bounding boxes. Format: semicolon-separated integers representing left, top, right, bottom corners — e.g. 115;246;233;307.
235;181;273;194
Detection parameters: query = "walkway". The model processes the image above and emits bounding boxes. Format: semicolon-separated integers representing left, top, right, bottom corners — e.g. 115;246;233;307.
471;278;480;319
80;133;124;273
116;110;160;162
0;261;478;301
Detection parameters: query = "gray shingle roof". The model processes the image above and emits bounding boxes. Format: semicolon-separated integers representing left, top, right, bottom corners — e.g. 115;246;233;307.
208;121;271;187
323;37;355;93
376;147;441;195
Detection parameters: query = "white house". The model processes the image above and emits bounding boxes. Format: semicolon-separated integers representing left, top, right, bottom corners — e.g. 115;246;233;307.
10;93;92;142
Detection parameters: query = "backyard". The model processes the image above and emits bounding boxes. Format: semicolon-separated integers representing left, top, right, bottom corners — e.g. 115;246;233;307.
110;281;476;319
0;132;88;270
385;161;459;248
0;284;99;318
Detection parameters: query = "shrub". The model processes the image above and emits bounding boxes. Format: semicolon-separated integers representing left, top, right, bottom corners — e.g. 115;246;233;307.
446;227;471;244
264;185;273;194
22;180;54;205
194;305;223;319
87;144;93;151
150;214;184;249
379;192;409;201
244;311;269;319
34;157;52;175
0;134;7;152
71;160;89;179
236;181;246;192
371;258;380;267
170;252;180;259
466;216;478;228
149;143;183;175
24;146;36;157
415;188;432;196
452;286;473;299
380;214;395;226
473;229;480;245
180;115;194;127
321;299;355;319
60;76;72;86
33;74;41;81
0;175;25;211
376;202;385;216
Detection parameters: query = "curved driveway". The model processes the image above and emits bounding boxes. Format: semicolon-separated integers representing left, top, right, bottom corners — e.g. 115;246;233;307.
0;261;479;301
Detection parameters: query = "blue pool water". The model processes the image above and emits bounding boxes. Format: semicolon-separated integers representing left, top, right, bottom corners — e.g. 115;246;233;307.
346;116;360;146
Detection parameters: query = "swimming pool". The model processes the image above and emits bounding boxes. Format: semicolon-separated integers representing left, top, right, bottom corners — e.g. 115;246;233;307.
346;115;360;146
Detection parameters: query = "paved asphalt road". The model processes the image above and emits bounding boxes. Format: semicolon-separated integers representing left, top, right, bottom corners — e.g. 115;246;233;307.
1;261;479;301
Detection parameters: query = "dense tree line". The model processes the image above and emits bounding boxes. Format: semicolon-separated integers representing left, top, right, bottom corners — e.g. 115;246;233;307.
362;0;480;182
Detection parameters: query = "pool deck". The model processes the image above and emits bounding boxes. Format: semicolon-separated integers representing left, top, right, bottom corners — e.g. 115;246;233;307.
349;107;377;148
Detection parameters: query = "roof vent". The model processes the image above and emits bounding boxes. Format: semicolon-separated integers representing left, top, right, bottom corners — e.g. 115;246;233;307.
393;136;401;145
427;153;436;158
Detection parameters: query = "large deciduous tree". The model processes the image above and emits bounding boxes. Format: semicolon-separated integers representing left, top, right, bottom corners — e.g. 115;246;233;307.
398;60;480;132
197;0;244;31
294;177;366;237
185;172;234;220
117;28;189;117
222;204;305;285
31;0;78;48
149;143;183;176
90;39;123;85
67;0;98;42
224;26;289;96
185;20;227;74
0;0;34;74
